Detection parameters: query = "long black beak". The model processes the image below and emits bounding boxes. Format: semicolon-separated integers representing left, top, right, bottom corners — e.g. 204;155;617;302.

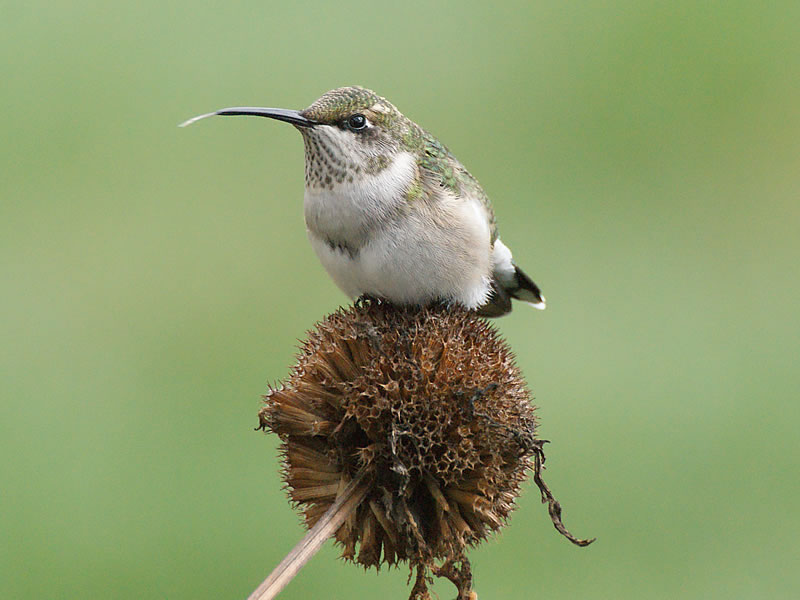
179;107;316;128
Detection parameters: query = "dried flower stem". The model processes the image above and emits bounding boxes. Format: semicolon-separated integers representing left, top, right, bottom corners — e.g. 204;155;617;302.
247;469;370;600
531;441;595;547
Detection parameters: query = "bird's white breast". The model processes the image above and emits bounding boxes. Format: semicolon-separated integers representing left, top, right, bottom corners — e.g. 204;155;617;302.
304;152;417;246
304;153;493;309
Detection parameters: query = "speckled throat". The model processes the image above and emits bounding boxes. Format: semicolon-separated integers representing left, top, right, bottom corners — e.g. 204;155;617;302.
300;127;397;191
301;130;359;190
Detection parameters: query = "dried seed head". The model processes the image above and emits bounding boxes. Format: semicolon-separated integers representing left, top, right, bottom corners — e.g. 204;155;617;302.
260;299;538;578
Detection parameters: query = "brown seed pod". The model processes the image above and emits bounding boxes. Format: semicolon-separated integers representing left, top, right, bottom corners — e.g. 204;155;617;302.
258;299;591;600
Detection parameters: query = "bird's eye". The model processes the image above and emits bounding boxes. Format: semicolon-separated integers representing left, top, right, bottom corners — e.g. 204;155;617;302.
347;114;367;130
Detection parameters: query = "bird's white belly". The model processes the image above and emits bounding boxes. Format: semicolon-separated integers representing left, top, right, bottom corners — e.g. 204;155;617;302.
307;200;492;309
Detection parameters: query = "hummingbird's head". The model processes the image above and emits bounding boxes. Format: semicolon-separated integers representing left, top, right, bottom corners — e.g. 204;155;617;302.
181;86;420;191
296;86;416;190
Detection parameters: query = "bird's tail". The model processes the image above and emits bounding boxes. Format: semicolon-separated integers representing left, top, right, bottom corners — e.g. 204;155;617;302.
508;263;546;309
476;264;545;317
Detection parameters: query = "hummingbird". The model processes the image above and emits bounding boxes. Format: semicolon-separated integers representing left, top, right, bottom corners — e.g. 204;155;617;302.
181;86;545;317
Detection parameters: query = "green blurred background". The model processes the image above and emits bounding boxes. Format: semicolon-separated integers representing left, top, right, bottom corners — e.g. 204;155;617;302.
2;1;799;598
